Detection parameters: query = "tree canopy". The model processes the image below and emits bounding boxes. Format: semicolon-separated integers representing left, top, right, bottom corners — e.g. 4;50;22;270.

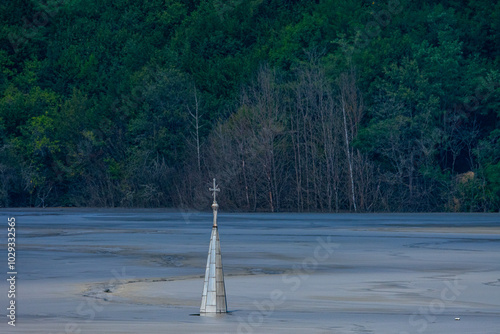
0;0;498;211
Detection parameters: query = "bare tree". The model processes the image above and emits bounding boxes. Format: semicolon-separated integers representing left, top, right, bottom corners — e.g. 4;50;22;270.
292;54;335;211
204;65;289;211
187;85;204;172
338;70;363;212
245;66;287;212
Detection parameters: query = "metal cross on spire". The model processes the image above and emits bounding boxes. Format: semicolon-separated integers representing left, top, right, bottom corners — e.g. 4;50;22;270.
209;178;220;204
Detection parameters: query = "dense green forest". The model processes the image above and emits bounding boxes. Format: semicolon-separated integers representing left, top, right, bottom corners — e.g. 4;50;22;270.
0;0;499;212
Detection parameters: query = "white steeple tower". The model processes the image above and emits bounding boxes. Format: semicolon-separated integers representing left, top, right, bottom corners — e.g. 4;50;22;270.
200;178;227;314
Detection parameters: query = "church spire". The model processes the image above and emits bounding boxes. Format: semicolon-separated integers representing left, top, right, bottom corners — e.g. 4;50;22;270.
200;179;227;314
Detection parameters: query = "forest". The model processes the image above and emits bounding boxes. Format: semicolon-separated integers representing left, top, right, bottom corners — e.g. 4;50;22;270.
0;0;499;212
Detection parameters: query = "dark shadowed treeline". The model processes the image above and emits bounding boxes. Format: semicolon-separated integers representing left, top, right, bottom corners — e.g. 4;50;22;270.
0;0;499;211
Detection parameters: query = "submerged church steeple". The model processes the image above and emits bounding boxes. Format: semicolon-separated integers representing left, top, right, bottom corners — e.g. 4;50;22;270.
200;179;227;314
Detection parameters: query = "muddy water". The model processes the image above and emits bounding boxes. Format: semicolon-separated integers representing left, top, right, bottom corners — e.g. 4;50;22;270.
0;209;499;333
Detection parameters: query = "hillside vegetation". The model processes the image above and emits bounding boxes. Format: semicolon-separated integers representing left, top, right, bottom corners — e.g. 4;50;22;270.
1;0;499;211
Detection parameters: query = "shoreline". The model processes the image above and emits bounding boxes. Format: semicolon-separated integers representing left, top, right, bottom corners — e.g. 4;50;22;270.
1;206;499;214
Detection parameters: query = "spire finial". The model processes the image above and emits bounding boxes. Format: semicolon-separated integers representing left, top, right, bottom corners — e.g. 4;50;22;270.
209;178;220;204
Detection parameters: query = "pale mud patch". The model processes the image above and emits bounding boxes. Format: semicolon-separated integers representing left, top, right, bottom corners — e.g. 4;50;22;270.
78;268;286;308
359;226;500;234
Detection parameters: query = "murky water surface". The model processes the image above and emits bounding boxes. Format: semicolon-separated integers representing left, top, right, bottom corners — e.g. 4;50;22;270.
1;209;499;333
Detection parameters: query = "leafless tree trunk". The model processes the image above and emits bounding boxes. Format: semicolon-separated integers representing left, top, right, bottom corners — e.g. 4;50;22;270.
341;97;357;212
338;70;363;212
187;85;203;172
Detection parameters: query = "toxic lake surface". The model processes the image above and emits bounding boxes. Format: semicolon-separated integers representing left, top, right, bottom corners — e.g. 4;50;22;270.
0;209;499;334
